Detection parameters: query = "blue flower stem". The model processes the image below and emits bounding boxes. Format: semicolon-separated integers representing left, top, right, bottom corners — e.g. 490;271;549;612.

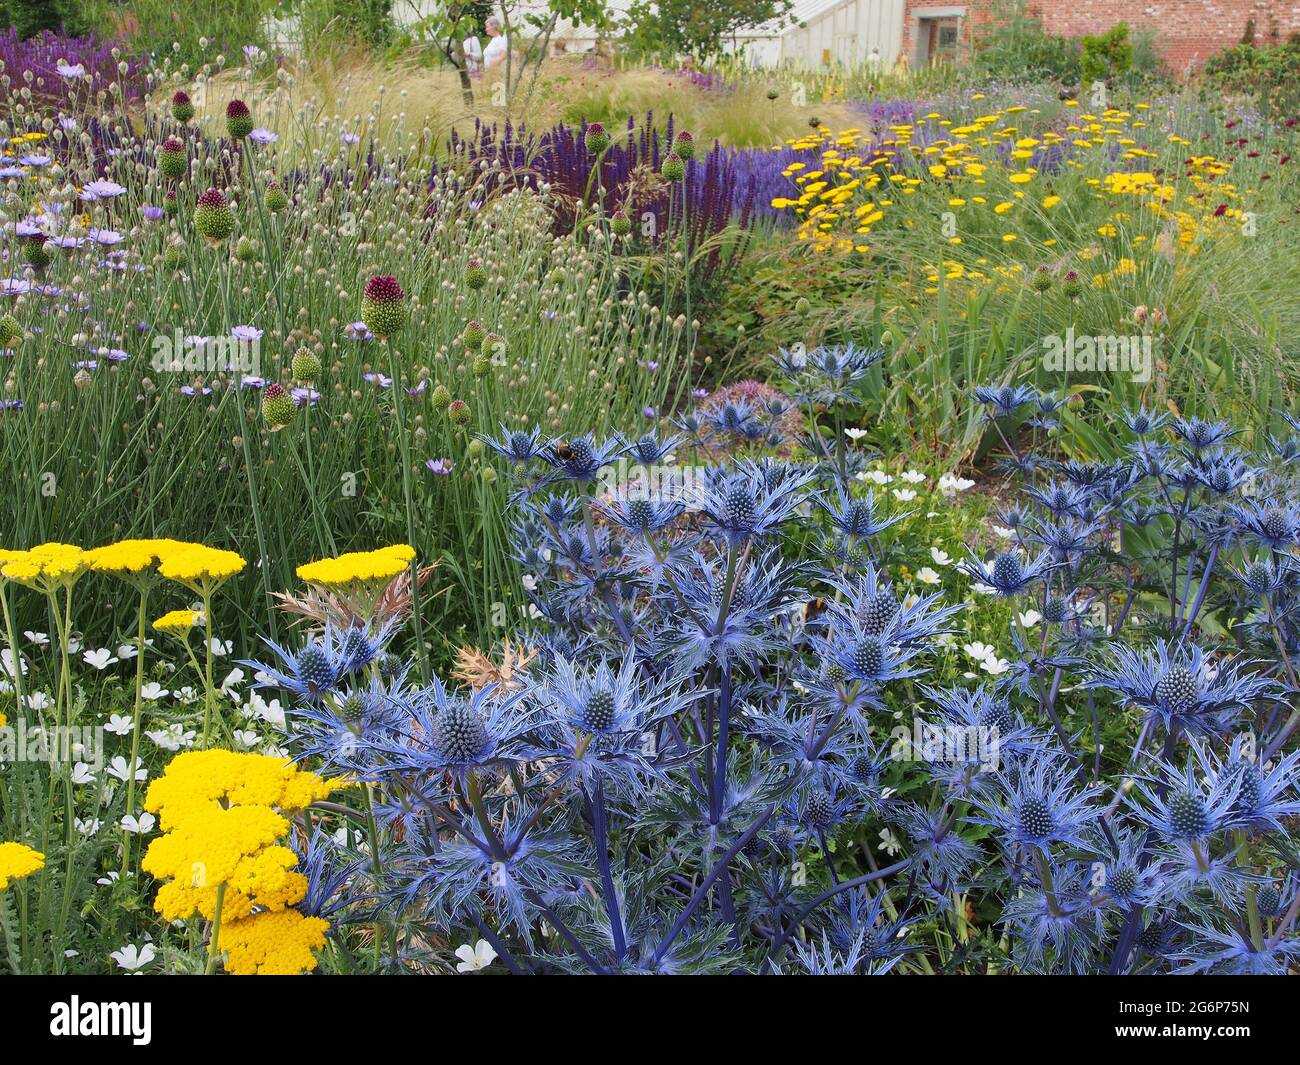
592;776;627;959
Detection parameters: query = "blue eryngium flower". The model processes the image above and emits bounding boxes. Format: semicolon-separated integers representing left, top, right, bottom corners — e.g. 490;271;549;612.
1231;499;1300;551
378;676;531;777
1086;641;1276;737
821;483;907;539
480;423;546;463
966;752;1103;849
698;460;816;544
958;548;1055;596
540;434;625;483
972;382;1038;418
246;625;373;702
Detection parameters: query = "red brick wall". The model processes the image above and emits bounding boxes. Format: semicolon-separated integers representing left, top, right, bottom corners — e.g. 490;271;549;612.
900;0;1300;74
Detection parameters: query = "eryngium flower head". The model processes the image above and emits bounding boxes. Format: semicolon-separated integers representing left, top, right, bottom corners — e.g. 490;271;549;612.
966;752;1103;849
958;548;1054;596
972;382;1038;418
360;275;407;338
262;382;296;428
699;461;817;544
171;90;194;123
225;98;254;139
193;187;234;245
1086;641;1275;737
158;137;187;180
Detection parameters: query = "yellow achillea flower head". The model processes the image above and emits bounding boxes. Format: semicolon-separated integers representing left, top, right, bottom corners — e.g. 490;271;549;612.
296;543;415;586
85;538;193;576
158;545;247;586
152;842;307;921
153;609;203;633
0;542;87;589
0;841;45;890
217;908;330;975
143;749;335;830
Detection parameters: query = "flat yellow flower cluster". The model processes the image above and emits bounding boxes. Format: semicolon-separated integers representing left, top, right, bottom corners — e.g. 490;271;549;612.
0;841;45;891
216;907;331;976
84;538;192;575
157;544;247;584
296;543;415;586
153;609;204;633
142;750;335;973
0;542;87;588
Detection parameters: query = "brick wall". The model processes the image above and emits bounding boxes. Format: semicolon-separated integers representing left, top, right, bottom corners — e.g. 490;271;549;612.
900;0;1300;74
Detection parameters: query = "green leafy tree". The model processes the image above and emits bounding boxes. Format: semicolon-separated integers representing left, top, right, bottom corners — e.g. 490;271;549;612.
1079;22;1133;84
620;0;793;62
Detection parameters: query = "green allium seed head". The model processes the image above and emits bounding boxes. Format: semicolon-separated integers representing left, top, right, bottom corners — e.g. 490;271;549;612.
472;354;492;378
264;180;289;213
360;275;408;338
465;257;487;290
171;90;194;124
0;313;24;349
611;210;632;236
584;122;609;154
234;235;257;262
225;99;254;140
193;187;234;245
672;131;695;160
430;383;451;409
162;244;187;270
158;136;187;180
291;346;321;383
447;399;471;426
261;382;296;428
661;152;686;183
462;320;486;352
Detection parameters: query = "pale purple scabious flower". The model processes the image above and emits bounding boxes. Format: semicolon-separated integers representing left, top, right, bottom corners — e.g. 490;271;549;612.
142;205;164;222
18;155;50;167
249;128;278;145
231;325;263;342
56;62;86;78
88;228;123;246
426;458;454;475
291;387;319;406
340;132;360;145
80;179;127;201
344;321;374;341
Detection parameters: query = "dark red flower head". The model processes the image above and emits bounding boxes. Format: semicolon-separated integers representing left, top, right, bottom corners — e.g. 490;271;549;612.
363;275;404;303
197;187;227;208
226;99;251;118
161;137;184;153
172;90;191;105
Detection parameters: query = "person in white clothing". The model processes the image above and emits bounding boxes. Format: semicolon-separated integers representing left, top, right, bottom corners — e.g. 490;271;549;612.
463;34;483;74
482;16;509;70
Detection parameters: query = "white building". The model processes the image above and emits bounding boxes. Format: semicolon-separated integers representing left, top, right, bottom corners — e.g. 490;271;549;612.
725;0;909;69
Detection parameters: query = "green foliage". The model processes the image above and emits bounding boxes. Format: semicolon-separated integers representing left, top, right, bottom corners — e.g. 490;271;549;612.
619;0;793;62
1203;35;1300;119
1;0;97;37
1079;22;1133;85
971;0;1080;83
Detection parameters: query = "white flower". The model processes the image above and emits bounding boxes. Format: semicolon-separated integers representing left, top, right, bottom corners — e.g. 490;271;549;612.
844;427;869;441
0;648;26;678
65;636;82;654
863;469;893;485
892;488;917;502
146;724;196;752
454;939;498;972
120;813;156;835
938;472;975;496
75;817;102;836
962;641;997;663
930;547;952;566
140;682;169;701
220;667;245;697
24;630;49;646
116;643;140;660
83;648;118;670
233;729;260;748
209;638;233;657
915;566;941;585
110;943;156;972
1018;609;1042;627
25;691;53;710
980;656;1011;676
991;525;1015;540
901;469;926;484
971;582;997;596
70;762;97;785
105;714;133;736
106;755;146;783
878;828;902;856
